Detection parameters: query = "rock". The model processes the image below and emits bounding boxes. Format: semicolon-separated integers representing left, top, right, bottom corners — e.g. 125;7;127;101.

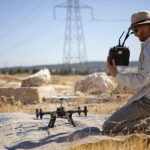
21;69;51;87
0;85;56;104
0;112;150;150
0;112;107;150
74;72;116;94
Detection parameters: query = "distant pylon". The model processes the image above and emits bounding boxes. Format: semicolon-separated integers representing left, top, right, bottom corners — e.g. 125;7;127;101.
54;0;94;74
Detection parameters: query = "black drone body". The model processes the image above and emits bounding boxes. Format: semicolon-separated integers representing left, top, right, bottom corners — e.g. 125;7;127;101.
35;98;88;128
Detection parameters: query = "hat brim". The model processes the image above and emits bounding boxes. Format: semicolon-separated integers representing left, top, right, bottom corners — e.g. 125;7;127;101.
129;20;150;30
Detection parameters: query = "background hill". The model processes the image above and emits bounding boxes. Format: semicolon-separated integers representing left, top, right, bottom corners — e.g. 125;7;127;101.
0;61;138;75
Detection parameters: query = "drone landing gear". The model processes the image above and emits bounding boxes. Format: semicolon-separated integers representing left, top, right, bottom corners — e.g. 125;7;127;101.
67;113;76;127
48;112;76;128
48;114;56;128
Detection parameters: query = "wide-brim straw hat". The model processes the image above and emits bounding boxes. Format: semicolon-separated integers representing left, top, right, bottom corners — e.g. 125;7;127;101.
129;10;150;29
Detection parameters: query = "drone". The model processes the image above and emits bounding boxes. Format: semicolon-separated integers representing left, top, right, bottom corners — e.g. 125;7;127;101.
35;98;88;128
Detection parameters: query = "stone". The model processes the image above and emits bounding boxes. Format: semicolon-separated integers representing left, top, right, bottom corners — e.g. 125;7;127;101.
21;69;51;87
0;85;56;104
74;72;116;94
1;112;150;150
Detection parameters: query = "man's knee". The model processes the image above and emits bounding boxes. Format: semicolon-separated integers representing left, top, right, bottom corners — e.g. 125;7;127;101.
102;107;128;134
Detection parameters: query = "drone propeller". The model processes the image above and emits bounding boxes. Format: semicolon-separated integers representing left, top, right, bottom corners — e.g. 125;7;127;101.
35;108;44;120
78;107;81;116
36;109;39;119
84;106;88;117
39;109;43;120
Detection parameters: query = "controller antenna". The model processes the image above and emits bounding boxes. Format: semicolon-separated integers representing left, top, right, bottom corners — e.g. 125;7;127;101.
118;31;124;46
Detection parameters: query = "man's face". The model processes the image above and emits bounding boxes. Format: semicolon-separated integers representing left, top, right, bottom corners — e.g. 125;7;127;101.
132;24;150;42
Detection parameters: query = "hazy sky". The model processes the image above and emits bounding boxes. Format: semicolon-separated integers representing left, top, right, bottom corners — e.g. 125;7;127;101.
0;0;150;68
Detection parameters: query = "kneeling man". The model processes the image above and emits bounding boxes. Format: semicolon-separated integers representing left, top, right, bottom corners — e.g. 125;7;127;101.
103;10;150;134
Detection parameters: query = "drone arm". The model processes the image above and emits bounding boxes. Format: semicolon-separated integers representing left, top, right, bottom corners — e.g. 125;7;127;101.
67;107;88;116
67;110;79;113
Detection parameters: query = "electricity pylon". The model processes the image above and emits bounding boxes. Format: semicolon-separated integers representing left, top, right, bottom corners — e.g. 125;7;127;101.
54;0;94;74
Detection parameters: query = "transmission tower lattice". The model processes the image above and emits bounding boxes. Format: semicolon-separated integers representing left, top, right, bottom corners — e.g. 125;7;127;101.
54;0;93;73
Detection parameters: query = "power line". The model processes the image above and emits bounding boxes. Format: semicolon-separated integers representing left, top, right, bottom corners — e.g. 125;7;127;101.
0;0;60;39
12;35;64;61
0;0;31;27
4;19;93;63
93;19;130;22
0;20;63;57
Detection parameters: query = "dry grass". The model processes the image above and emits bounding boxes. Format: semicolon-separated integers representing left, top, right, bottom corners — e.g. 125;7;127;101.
51;75;84;85
0;104;23;113
0;102;40;115
0;81;8;87
69;135;150;150
0;73;29;87
0;73;29;81
71;93;132;115
0;95;35;114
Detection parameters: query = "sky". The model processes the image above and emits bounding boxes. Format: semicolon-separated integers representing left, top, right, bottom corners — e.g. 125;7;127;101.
0;0;150;68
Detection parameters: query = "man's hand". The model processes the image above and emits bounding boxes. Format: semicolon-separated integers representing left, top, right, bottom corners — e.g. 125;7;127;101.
107;57;117;77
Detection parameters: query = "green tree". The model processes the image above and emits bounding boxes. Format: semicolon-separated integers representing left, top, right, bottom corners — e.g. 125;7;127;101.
24;68;30;73
8;69;14;75
32;68;40;74
15;68;23;74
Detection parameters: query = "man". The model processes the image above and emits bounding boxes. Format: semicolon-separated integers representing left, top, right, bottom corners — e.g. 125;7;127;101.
102;10;150;134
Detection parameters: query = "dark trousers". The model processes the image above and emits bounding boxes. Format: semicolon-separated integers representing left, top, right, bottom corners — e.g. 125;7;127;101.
102;98;150;134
